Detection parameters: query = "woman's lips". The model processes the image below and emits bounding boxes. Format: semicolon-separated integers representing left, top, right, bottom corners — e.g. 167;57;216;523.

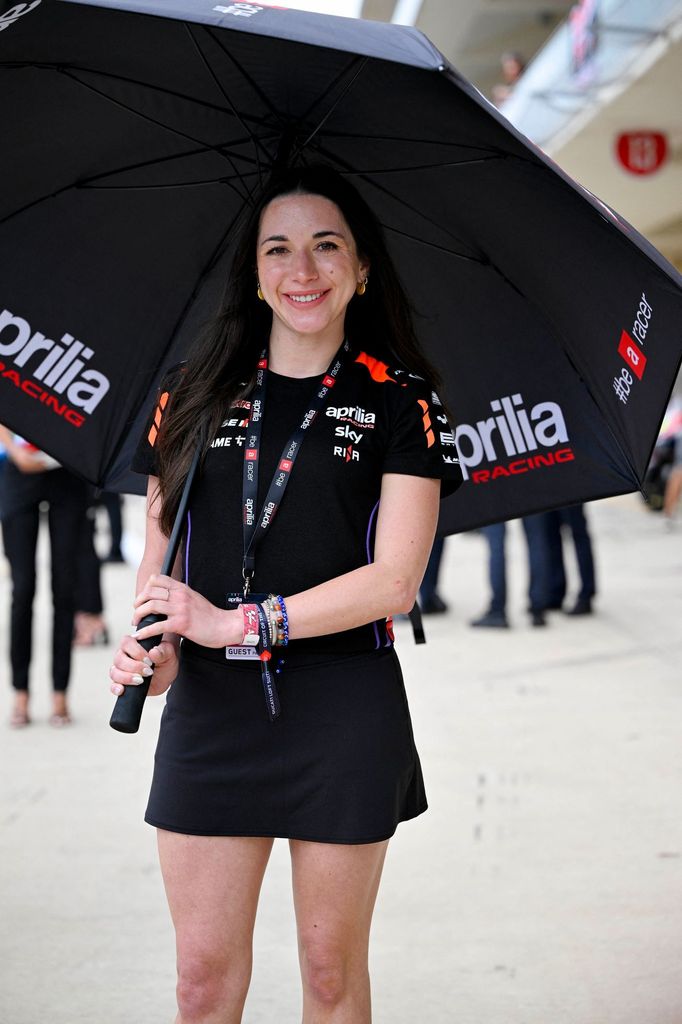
283;289;329;308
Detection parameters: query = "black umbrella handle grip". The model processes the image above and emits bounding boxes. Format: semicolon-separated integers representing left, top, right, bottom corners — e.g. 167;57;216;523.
109;613;167;734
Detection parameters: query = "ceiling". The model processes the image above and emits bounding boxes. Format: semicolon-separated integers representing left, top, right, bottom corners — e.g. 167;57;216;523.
360;0;682;271
361;0;574;98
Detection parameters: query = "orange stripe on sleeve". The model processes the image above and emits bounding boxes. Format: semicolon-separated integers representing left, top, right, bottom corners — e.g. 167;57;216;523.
417;399;435;448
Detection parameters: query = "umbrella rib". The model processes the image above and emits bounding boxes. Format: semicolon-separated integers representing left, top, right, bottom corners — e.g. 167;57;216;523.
382;224;485;263
203;28;287;134
294;58;370;158
56;67;258;187
0;60;264;125
321;129;506;153
297;56;369;127
183;23;270;193
82;177;247;191
341;155;506;175
76;141;262;189
307;141;484;262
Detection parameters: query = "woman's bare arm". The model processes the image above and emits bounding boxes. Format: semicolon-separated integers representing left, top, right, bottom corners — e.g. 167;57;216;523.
130;472;440;651
285;473;440;639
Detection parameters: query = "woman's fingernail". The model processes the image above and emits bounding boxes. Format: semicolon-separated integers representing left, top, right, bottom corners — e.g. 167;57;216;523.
143;657;153;667
132;674;144;684
130;630;138;638
141;666;153;677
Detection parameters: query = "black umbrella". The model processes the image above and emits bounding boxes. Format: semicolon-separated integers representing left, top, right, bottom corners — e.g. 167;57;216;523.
1;0;681;540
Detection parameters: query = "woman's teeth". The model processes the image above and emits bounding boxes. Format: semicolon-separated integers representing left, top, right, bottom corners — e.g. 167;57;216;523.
289;292;324;303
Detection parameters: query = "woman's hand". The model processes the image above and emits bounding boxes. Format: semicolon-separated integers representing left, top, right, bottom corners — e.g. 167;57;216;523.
109;636;179;698
8;445;48;474
132;574;242;649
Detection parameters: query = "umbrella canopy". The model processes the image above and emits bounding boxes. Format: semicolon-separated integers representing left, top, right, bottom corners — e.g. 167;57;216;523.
1;0;680;533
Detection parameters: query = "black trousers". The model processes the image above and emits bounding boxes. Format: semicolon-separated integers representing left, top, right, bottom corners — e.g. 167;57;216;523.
1;467;87;693
75;492;104;615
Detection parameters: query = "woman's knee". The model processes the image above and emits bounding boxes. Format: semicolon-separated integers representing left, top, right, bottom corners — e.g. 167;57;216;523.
176;949;251;1021
300;934;358;1006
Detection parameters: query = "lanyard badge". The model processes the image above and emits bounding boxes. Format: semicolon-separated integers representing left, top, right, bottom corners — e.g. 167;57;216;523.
226;340;349;721
240;339;349;596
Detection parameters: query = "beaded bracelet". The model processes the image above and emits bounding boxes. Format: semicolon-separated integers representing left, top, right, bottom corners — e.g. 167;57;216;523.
265;594;289;647
276;595;289;647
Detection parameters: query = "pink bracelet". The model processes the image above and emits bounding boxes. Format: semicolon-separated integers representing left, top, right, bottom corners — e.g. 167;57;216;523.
241;603;260;646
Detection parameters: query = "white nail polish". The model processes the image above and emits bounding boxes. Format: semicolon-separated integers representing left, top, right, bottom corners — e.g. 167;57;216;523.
142;666;153;677
143;657;153;667
132;674;144;684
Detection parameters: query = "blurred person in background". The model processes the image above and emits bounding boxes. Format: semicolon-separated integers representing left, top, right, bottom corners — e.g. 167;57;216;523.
663;432;682;524
0;425;88;727
470;514;548;628
419;536;448;614
492;51;526;106
100;490;125;563
543;503;596;615
73;487;110;647
659;397;682;525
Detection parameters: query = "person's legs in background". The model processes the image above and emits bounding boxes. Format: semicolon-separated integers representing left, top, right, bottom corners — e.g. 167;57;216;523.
663;435;682;525
543;509;567;610
74;492;109;646
2;506;40;726
471;522;508;628
419;537;447;614
562;504;596;614
522;513;549;627
101;490;125;562
46;473;88;724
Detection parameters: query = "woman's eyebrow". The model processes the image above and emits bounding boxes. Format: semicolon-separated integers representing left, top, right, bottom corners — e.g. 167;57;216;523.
259;230;346;246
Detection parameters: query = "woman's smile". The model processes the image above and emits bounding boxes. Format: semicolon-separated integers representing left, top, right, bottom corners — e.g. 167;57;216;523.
283;289;329;306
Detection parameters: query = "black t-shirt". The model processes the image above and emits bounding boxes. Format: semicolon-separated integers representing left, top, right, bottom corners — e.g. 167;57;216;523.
132;347;463;660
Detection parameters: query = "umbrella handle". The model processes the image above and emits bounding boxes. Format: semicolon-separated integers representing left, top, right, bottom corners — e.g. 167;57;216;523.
108;436;204;734
108;613;168;733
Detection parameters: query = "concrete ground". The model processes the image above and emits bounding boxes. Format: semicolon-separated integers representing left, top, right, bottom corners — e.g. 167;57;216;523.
0;493;680;1024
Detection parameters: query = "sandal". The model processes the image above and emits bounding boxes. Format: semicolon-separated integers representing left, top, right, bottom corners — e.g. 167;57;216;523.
10;708;30;728
73;613;110;647
49;712;72;727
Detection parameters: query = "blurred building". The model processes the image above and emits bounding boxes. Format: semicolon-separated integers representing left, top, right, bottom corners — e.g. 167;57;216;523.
360;0;682;275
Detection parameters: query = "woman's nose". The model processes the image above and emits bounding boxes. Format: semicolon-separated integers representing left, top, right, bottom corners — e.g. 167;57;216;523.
292;249;318;281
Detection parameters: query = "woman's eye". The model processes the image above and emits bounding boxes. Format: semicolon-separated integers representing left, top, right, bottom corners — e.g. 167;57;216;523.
317;241;338;252
266;246;288;255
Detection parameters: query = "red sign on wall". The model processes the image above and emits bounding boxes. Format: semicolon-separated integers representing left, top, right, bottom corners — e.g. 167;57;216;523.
616;132;668;175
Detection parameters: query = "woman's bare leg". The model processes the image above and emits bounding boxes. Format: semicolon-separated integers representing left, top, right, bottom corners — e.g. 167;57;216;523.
158;830;274;1024
290;838;389;1023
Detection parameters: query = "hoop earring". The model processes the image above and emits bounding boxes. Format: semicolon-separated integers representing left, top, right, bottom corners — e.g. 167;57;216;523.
257;282;264;301
356;277;368;296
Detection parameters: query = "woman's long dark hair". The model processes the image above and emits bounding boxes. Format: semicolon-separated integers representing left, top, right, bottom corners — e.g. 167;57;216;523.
155;164;443;536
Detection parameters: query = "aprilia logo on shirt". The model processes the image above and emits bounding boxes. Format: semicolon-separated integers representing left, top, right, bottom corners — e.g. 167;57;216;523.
326;406;376;428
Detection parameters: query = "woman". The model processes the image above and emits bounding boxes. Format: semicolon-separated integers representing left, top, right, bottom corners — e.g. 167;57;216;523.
0;426;87;726
109;166;461;1023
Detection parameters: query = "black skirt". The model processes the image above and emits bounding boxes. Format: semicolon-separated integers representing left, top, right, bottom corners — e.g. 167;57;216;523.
145;645;427;844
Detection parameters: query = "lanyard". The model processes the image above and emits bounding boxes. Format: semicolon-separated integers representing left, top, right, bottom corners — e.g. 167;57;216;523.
241;338;350;595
